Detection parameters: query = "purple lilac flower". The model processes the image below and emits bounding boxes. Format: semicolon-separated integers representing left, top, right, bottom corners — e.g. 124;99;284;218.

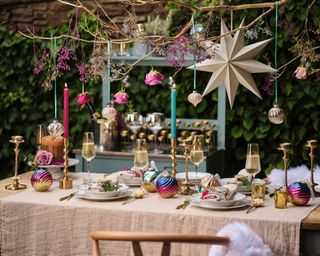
77;64;90;83
56;46;77;71
262;74;274;96
33;61;44;75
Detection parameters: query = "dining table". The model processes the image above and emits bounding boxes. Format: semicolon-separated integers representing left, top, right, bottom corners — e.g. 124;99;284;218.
0;171;320;256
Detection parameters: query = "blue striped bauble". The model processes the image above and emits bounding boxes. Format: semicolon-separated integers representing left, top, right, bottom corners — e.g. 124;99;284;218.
31;169;53;192
288;182;311;206
156;173;178;198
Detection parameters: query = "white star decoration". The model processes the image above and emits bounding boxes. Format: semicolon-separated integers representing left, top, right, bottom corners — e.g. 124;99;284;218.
190;20;275;107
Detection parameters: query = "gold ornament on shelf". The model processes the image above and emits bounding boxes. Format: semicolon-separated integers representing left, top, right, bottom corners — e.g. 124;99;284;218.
188;90;203;107
190;19;275;107
268;104;285;124
5;136;27;190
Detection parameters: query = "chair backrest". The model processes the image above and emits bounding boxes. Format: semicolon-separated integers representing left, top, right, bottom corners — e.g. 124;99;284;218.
90;231;229;256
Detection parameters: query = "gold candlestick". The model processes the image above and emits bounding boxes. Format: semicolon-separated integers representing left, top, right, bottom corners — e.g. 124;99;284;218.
59;138;73;189
180;139;195;195
5;135;27;190
306;140;319;196
171;139;177;178
278;142;291;191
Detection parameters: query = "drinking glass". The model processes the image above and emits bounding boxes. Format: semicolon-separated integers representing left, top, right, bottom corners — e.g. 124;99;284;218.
126;112;143;151
245;143;261;180
190;135;205;191
82;132;96;185
147;113;164;154
134;138;149;171
36;124;46;150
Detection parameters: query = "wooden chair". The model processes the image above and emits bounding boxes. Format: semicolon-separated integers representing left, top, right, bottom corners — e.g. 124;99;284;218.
90;231;229;256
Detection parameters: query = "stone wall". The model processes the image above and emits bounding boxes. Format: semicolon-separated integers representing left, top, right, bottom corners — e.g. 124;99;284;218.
0;0;155;32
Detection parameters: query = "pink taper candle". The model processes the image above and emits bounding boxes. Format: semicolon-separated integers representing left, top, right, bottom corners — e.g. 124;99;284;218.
63;83;69;139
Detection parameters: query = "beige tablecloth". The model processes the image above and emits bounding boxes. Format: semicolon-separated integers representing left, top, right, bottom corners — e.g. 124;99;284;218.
0;172;319;256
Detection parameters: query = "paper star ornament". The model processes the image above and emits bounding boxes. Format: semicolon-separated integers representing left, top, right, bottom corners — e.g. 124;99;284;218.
190;20;275;107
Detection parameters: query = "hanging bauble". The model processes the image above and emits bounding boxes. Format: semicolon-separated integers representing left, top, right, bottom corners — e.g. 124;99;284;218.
156;172;178;198
268;104;285;124
102;104;117;120
287;182;311;206
47;120;64;137
31;169;53;192
188;91;202;107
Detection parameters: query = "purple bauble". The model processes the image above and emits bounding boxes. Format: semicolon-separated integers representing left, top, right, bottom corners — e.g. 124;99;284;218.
288;182;311;206
156;173;178;198
31;169;53;192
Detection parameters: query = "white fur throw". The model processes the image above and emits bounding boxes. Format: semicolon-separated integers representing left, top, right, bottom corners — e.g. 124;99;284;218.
267;165;320;186
208;222;273;256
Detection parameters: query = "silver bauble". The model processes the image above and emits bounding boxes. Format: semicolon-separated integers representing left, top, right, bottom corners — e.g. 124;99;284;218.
188;91;202;107
47;120;64;136
268;104;285;124
102;104;117;120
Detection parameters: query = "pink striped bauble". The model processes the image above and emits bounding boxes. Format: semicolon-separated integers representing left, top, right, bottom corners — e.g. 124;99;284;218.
156;174;178;198
288;182;311;206
31;169;53;192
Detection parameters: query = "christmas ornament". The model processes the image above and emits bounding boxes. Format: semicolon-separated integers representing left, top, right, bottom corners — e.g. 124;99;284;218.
268;104;285;124
47;120;64;137
141;169;160;193
156;172;178;198
102;104;117;120
188;91;202;107
268;1;285;124
189;19;274;107
287;182;311;206
31;169;53;192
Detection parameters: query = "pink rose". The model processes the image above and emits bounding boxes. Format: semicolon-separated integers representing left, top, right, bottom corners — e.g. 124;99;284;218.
114;91;129;105
294;66;308;80
76;92;90;105
35;150;53;165
144;70;164;86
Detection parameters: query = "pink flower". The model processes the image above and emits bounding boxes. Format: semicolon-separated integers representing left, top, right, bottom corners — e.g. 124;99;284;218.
144;70;164;86
76;92;90;105
114;91;129;105
294;66;308;80
35;150;53;165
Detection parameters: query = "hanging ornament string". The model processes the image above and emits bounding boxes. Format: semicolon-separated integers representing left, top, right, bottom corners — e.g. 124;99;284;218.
274;0;278;104
107;41;111;104
53;36;57;120
192;15;197;91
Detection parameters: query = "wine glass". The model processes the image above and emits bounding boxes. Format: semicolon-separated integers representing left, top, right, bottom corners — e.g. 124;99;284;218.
134;138;149;171
245;143;261;180
147;112;164;154
190;135;205;191
82;132;96;185
126;112;143;151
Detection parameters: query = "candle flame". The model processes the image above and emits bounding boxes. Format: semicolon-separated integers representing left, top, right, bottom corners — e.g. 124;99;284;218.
64;83;68;88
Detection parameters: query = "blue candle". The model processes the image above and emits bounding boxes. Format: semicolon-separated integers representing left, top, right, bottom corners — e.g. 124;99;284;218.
171;83;177;139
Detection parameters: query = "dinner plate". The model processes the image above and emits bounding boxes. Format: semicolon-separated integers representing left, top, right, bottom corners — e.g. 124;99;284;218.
176;172;210;181
191;198;250;210
192;192;247;207
81;184;129;199
76;190;132;201
38;158;79;168
117;177;141;187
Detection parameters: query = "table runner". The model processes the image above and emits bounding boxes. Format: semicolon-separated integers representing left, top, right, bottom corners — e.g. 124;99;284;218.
1;172;319;256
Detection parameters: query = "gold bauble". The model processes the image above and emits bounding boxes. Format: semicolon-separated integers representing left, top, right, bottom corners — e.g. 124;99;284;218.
268;104;285;124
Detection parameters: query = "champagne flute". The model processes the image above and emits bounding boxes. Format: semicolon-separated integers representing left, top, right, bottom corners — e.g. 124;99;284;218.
82;132;96;185
245;143;261;180
134;138;149;171
147;112;164;154
190;135;205;191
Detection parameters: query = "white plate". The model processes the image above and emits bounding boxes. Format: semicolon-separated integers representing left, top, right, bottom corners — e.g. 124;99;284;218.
192;192;247;207
192;198;250;210
76;190;132;201
83;184;129;199
176;172;210;181
118;177;142;187
38;158;79;168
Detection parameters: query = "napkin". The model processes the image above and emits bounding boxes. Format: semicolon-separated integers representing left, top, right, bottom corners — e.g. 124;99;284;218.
201;184;238;201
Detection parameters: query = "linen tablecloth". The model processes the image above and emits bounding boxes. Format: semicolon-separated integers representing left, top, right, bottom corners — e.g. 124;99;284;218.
1;172;319;256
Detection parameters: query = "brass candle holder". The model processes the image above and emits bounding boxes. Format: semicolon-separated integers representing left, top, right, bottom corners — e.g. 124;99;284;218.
306;140;319;196
5;135;27;190
59;138;73;189
179;139;195;195
171;139;177;178
278;142;291;191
